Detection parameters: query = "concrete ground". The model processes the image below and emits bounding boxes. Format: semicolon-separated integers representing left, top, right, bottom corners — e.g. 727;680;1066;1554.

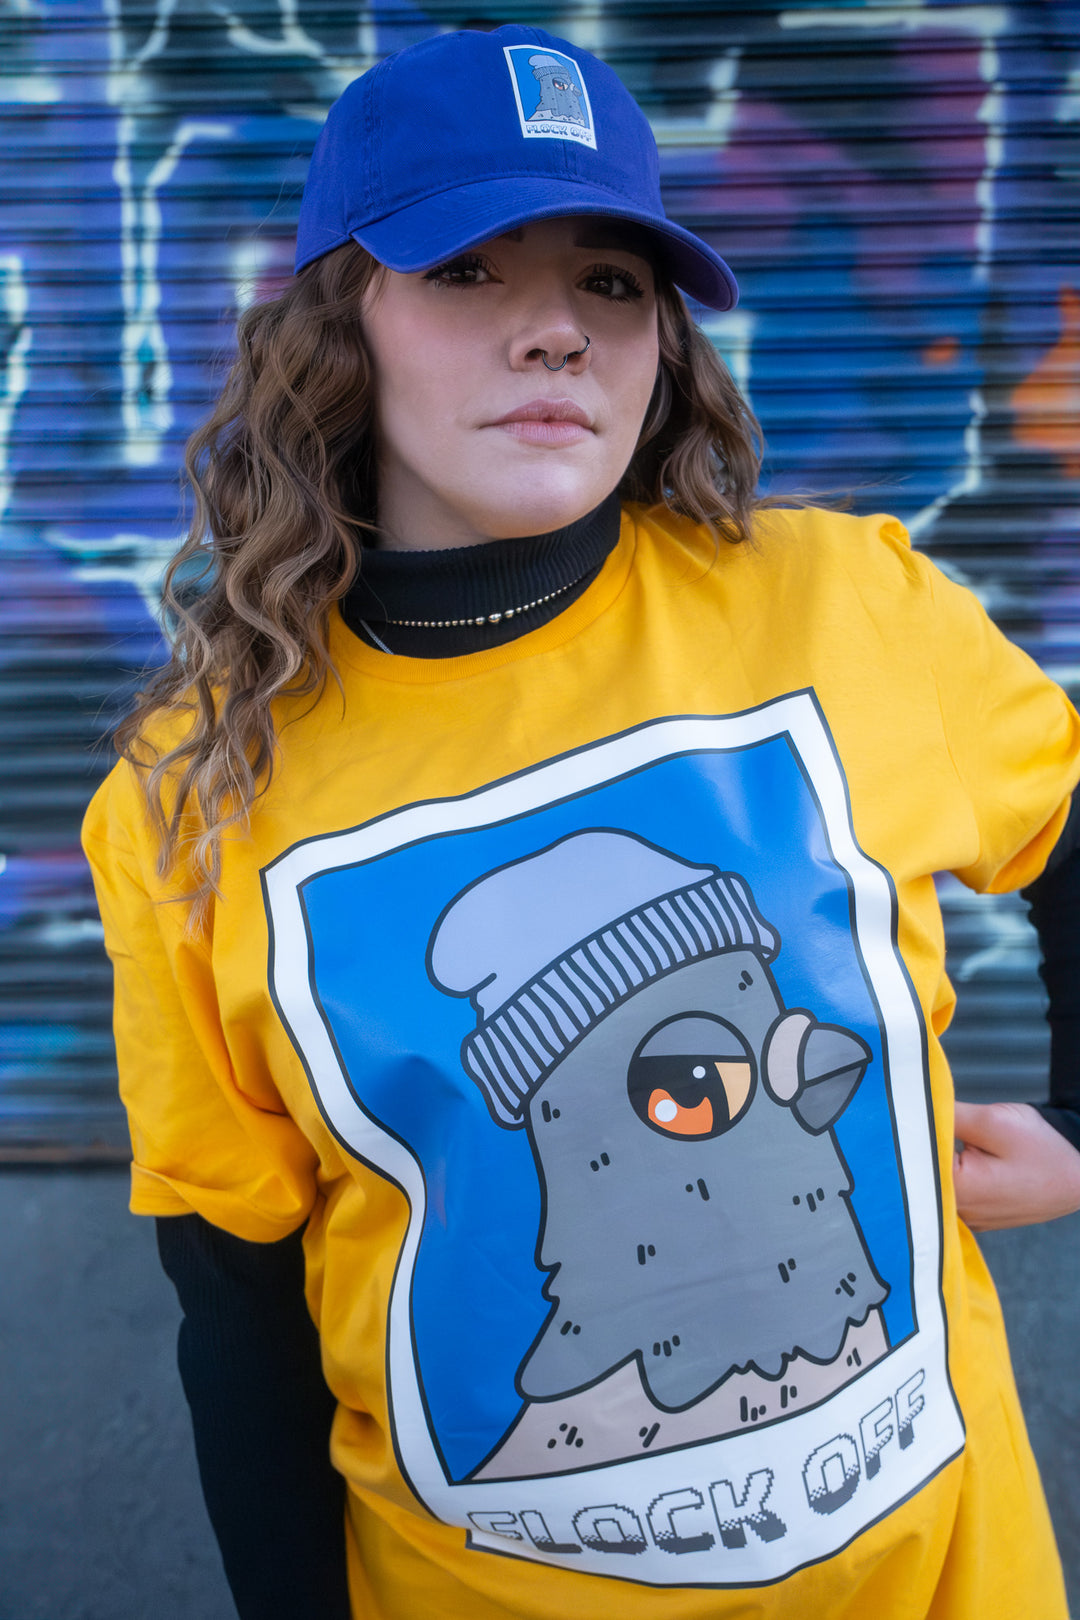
0;1168;1077;1620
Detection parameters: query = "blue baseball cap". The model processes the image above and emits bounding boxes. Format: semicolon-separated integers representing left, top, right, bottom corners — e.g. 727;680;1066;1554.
295;25;738;312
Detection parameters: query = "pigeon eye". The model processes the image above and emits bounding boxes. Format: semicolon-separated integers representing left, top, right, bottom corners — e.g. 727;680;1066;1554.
628;1015;756;1140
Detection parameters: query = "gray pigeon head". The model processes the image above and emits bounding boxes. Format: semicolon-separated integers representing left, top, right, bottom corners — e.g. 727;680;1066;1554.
430;831;886;1411
429;830;779;1127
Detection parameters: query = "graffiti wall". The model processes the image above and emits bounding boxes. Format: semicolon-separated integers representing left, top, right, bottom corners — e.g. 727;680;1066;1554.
1;0;1077;1152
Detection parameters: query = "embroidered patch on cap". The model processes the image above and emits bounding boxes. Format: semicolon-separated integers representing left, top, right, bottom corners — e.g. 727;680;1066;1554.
503;44;597;149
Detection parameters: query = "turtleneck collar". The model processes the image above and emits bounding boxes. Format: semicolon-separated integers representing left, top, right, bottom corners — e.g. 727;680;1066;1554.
340;492;623;657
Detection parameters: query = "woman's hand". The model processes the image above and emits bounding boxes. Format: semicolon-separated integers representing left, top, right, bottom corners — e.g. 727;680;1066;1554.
953;1100;1080;1230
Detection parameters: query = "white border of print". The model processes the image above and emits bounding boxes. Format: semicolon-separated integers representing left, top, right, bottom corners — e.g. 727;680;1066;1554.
503;44;598;149
264;695;964;1588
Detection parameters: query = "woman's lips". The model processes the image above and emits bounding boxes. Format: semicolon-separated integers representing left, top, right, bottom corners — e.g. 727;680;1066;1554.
488;399;593;446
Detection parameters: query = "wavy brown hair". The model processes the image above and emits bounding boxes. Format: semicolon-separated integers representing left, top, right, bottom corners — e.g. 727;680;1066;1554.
117;240;765;899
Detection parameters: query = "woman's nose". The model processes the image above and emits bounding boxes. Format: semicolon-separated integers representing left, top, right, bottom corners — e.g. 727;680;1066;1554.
536;334;591;373
508;299;592;374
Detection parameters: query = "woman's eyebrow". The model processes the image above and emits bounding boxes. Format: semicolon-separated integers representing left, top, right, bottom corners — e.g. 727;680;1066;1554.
571;223;652;256
497;224;651;254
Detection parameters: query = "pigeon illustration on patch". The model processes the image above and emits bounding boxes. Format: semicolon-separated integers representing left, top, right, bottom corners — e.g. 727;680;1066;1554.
504;44;597;147
429;830;889;1476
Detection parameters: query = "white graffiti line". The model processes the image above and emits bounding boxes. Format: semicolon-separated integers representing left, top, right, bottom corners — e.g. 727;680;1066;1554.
5;75;62;102
355;9;378;68
778;6;1007;34
907;385;987;541
103;0;178;72
652;48;743;148
777;2;1007;282
101;0;372;473
217;0;328;60
776;1;1007;281
974;34;1004;284
543;1;606;58
36;917;106;948
1057;64;1080;123
777;5;1006;545
104;0;361;93
699;309;757;409
906;18;1003;540
216;4;361;97
101;0;178;104
112;116;232;467
47;529;181;625
231;237;279;314
0;254;31;525
129;0;178;68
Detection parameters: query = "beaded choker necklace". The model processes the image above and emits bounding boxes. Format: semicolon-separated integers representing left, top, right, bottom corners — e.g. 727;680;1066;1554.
341;494;622;658
382;575;585;630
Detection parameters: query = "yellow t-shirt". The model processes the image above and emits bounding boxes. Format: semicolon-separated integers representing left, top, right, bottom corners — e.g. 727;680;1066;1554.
83;505;1079;1619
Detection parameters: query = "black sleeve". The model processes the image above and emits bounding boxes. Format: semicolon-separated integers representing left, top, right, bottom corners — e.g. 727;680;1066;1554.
156;1214;351;1620
1022;798;1080;1153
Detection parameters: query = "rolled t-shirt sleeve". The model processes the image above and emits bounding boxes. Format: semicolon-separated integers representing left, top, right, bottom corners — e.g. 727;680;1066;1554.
922;550;1080;894
82;762;318;1242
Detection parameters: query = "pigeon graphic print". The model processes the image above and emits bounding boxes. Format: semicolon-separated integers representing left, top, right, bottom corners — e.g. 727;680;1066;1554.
264;694;964;1587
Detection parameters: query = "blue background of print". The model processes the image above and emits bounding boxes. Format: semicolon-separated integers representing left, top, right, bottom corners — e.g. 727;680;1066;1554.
506;43;590;129
300;735;916;1482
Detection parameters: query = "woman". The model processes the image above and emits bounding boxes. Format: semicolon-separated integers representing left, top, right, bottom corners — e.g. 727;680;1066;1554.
83;24;1080;1620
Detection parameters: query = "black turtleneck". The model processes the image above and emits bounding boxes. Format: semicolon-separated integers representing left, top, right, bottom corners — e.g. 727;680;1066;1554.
340;491;622;657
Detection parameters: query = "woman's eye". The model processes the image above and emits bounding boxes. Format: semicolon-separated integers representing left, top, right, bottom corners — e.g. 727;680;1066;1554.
583;265;645;302
423;255;492;288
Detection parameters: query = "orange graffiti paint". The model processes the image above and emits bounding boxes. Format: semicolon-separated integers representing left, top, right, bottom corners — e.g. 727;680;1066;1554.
922;335;959;367
1011;286;1080;480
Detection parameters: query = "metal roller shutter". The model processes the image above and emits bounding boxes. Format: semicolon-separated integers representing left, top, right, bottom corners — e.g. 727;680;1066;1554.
1;1;1077;1155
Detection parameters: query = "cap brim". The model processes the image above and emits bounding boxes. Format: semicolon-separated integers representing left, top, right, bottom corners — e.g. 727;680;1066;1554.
349;177;738;311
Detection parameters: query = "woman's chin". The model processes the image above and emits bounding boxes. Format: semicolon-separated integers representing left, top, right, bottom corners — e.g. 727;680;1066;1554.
470;485;618;542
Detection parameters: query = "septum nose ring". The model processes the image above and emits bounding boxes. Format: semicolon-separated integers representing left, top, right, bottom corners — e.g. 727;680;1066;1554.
541;335;591;372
